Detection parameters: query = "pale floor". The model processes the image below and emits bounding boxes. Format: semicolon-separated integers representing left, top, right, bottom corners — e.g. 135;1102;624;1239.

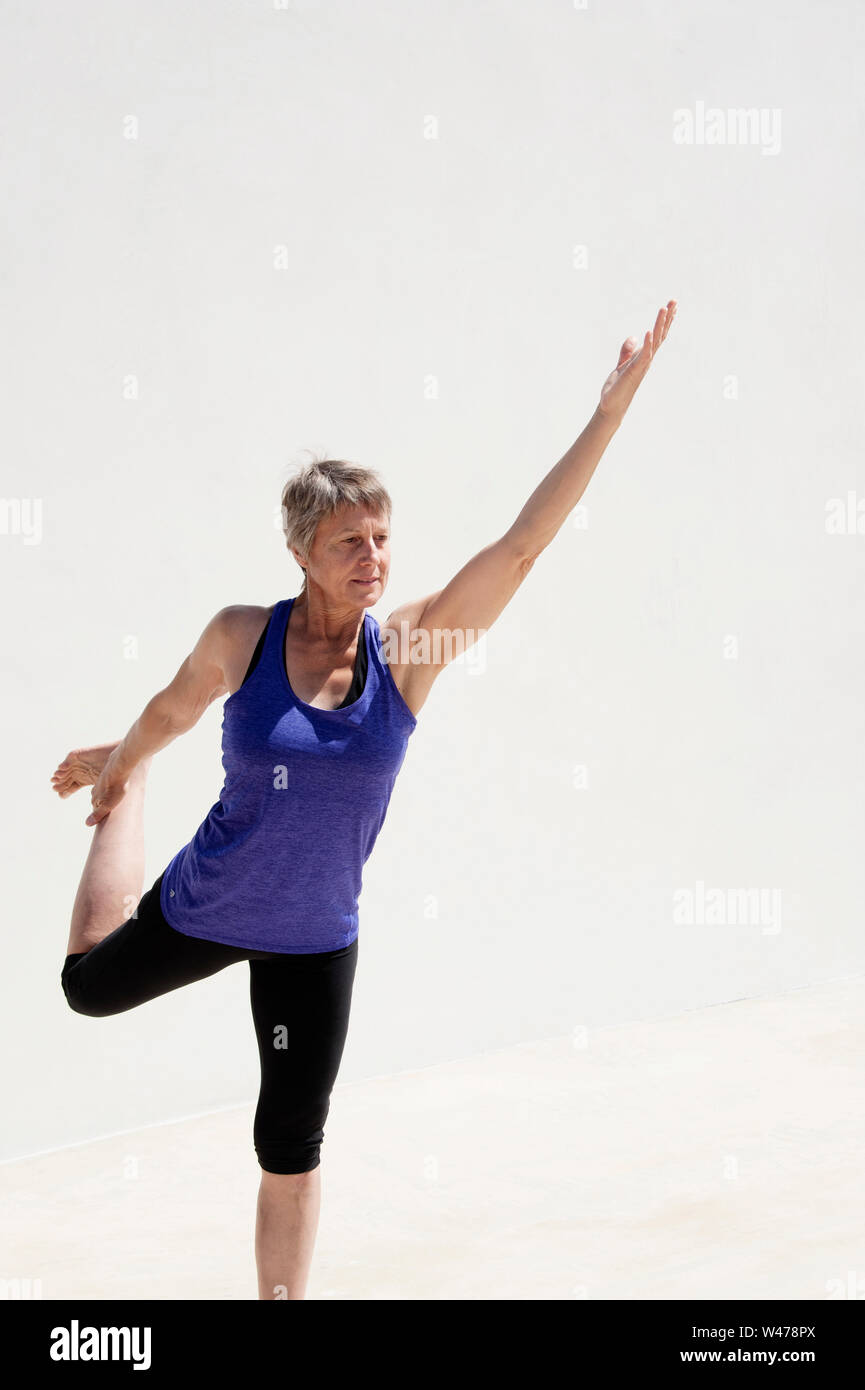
2;976;863;1300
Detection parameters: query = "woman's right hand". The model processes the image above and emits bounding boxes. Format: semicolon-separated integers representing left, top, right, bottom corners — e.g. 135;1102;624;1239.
85;751;130;826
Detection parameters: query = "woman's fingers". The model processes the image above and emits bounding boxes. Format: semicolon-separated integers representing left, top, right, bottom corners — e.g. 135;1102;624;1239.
657;300;676;348
650;306;666;353
85;780;126;825
620;299;676;377
598;300;677;418
642;300;677;364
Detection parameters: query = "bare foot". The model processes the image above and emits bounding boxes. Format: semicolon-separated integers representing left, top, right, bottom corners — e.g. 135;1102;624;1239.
50;742;123;799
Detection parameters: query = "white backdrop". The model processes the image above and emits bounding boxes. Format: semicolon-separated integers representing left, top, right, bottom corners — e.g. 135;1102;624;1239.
3;0;863;1161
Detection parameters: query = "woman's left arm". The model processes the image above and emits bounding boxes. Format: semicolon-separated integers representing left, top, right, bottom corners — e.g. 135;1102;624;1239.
385;301;676;690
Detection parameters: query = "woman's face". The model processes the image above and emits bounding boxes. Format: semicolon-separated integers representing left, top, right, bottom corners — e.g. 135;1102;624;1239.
302;503;391;605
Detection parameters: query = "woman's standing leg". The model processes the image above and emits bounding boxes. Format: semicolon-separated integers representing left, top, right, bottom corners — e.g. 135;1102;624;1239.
250;939;359;1300
255;1169;322;1301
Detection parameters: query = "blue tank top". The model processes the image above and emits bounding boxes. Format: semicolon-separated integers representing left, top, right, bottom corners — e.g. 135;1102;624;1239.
159;596;418;952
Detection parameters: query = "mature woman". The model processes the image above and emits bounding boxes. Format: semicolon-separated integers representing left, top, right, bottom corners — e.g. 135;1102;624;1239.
51;301;676;1299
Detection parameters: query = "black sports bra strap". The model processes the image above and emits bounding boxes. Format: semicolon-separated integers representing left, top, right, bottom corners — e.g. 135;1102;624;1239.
337;619;368;708
240;618;270;688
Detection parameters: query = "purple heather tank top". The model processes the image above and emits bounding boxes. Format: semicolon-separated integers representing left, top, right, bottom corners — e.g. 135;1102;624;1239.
159;596;418;952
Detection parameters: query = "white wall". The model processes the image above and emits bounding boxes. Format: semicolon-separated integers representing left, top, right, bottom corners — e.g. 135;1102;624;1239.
3;0;863;1160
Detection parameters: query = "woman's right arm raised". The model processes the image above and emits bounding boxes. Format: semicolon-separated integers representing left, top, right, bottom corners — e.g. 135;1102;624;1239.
84;607;236;826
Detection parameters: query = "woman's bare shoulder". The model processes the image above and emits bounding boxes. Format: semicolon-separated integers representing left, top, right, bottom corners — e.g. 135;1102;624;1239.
220;604;278;693
221;602;277;627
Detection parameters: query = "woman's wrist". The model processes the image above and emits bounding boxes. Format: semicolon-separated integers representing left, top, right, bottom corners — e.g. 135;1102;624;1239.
592;401;625;434
107;740;137;783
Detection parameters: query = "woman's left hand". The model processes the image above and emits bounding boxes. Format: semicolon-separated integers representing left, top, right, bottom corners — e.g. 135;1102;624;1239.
597;300;677;424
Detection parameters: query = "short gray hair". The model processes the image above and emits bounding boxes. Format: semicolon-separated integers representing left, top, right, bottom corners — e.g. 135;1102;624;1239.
280;455;392;592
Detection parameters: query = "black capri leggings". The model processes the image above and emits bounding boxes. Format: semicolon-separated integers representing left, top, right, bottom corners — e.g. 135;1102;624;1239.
61;871;359;1175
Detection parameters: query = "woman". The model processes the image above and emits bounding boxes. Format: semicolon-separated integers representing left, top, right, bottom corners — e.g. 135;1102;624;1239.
51;301;677;1300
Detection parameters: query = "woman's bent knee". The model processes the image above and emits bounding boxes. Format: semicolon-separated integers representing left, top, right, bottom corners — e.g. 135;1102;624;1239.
61;959;114;1018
